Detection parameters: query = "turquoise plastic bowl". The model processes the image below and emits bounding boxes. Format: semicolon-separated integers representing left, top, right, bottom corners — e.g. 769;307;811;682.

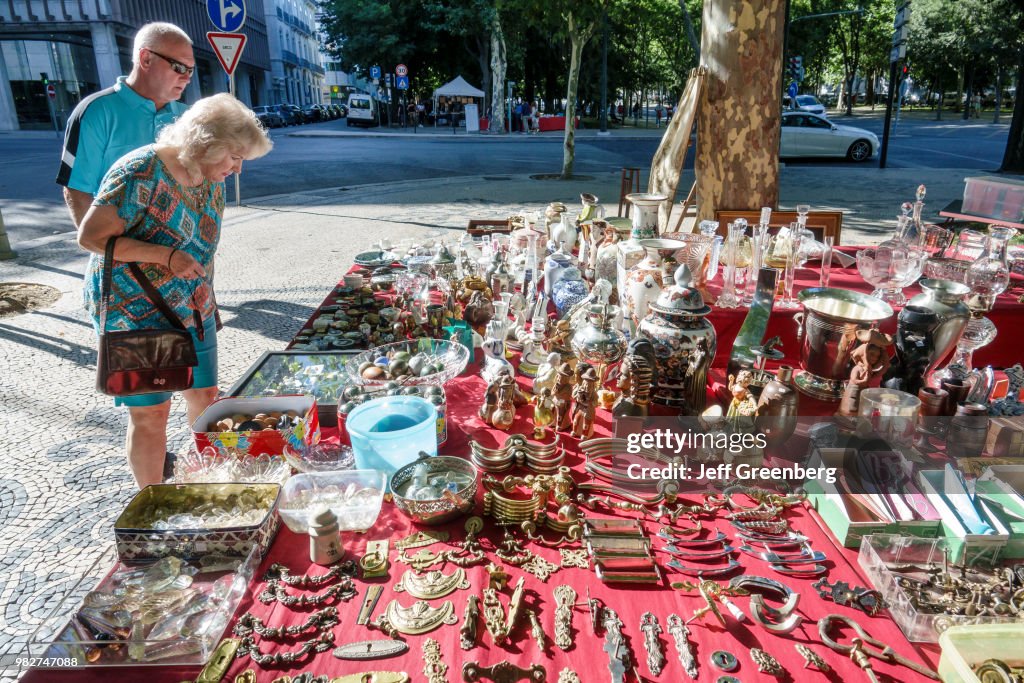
345;395;438;487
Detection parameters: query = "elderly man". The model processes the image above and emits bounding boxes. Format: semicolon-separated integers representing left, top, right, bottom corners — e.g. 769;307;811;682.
56;22;194;227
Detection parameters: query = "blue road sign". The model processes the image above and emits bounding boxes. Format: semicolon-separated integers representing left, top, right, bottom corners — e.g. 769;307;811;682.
787;81;798;98
370;65;381;79
207;0;246;32
395;75;409;90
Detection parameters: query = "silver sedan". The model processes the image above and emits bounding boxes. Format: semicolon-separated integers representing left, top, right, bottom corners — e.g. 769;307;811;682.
780;112;878;162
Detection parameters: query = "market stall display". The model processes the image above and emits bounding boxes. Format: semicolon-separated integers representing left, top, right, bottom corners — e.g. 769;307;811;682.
22;187;1024;683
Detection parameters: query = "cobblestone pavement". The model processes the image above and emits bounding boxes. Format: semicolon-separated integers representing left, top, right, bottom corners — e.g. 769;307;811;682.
0;167;964;680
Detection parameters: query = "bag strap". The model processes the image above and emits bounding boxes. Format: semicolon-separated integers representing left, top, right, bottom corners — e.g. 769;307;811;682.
100;236;204;340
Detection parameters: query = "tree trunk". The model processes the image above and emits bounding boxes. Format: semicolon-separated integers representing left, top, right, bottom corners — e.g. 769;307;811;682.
695;0;786;223
936;78;944;120
476;36;492;117
561;12;595;179
488;13;507;134
1000;43;1024;172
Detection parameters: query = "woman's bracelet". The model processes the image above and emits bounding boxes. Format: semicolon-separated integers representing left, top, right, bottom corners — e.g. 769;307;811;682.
167;247;177;268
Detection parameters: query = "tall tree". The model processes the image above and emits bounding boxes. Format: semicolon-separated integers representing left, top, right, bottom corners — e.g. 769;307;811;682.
489;9;508;132
561;7;604;178
832;4;864;115
696;0;787;221
1000;3;1024;171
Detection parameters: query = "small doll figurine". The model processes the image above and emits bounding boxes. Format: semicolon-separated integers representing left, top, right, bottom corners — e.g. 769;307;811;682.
531;387;557;439
553;362;576;432
838;329;894;417
613;339;657;418
463;289;495;333
532;351;562;396
726;369;758;433
570;367;600;439
490;373;519;431
481;319;514;385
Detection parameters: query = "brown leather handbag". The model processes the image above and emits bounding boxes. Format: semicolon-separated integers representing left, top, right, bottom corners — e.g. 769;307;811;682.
95;236;200;397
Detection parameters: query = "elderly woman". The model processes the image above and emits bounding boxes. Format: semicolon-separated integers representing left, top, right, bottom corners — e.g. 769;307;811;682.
77;93;272;487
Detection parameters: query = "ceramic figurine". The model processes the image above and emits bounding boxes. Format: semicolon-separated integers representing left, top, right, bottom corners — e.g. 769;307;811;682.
553;363;576;432
755;365;800;450
491;373;519;430
571;366;600;439
457;275;492;304
533;352;562;395
481;320;515;385
838;329;895;417
463;289;495;333
726;370;758;433
531;388;557;438
546;319;575;364
594;224;621;293
613;338;657;418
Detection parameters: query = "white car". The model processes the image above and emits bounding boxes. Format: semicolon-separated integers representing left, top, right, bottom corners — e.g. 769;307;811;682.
780;112;878;162
794;94;826;116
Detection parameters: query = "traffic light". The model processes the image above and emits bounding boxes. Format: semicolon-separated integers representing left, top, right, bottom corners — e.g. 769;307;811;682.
40;72;49;85
787;57;804;82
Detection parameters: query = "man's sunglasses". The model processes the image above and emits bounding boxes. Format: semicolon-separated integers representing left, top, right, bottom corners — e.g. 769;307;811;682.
147;49;195;76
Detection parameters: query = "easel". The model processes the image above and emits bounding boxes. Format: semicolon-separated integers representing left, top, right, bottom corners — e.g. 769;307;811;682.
646;66;706;232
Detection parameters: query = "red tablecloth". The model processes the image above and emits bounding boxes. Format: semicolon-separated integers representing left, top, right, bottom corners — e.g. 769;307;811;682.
27;364;944;683
704;249;1024;371
36;249;1023;682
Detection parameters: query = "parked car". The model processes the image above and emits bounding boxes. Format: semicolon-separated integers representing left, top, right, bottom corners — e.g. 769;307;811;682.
335;103;348;118
303;104;324;122
278;104;305;125
794;94;826;116
253;105;285;128
779;112;877;162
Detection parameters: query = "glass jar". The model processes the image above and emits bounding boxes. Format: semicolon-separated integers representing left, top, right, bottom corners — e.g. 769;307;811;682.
965;225;1017;310
948;229;988;261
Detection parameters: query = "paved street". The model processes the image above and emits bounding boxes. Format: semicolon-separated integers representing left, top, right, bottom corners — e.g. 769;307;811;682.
0;109;1014;680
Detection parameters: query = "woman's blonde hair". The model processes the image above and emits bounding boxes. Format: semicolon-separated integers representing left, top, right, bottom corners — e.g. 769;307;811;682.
157;94;272;178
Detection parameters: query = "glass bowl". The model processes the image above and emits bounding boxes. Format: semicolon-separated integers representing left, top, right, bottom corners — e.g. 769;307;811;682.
922;258;970;284
282;442;355;473
856;244;928;306
278;470;386;533
344;338;470;388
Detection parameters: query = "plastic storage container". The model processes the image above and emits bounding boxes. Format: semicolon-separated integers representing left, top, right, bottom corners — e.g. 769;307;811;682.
345;395;438;486
962;175;1024;222
278;469;386;533
858;534;1017;642
938;623;1024;683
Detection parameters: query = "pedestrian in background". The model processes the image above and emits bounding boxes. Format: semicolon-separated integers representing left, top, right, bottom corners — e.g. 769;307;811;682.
513;100;523;133
76;94;272;488
972;93;982;119
57;22;194;228
655;102;664;127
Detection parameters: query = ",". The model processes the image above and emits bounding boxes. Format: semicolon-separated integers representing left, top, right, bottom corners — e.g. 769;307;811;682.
779;112;878;162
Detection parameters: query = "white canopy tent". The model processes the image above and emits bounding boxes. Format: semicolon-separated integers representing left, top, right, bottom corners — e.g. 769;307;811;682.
432;76;485;128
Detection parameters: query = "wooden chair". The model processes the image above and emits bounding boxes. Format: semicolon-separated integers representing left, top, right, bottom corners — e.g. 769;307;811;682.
618;168;641;217
714;209;843;245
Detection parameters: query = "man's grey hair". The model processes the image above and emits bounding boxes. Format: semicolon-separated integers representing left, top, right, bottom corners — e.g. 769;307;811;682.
133;22;193;65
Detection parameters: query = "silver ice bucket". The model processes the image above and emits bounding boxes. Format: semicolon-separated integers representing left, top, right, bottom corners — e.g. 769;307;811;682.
793;288;894;401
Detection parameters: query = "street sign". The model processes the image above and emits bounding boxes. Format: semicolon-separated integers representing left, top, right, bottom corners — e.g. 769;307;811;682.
395;64;408;77
370;65;381;79
889;43;907;62
895;2;912;28
892;24;909;45
396;75;409;90
207;32;247;76
787;81;798;98
207;0;246;32
46;84;56;100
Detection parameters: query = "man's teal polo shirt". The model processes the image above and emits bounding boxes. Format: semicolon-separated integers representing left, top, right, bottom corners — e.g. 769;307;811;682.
56;76;186;195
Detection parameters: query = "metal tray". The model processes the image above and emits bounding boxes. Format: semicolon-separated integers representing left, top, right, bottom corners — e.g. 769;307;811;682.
226;349;359;427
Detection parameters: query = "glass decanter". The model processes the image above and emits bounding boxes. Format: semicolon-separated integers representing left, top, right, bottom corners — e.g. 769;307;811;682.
716;220;745;308
933;227;1015;383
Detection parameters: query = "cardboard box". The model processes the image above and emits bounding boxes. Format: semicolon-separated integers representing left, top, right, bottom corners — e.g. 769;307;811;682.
916;469;1009;563
975;465;1024;558
963;175;1024;222
193;395;320;457
986;416;1024;457
804;448;940;548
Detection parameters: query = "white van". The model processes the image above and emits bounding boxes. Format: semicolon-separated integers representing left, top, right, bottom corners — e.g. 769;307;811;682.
346;93;378;127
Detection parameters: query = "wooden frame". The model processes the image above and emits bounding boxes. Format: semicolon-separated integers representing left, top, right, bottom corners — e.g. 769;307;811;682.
714;210;843;245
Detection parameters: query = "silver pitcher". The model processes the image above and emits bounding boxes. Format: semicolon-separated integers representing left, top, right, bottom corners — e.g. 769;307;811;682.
793;288;894;401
